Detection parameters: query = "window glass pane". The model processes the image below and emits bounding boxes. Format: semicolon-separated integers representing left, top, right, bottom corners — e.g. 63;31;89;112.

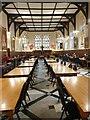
35;35;50;50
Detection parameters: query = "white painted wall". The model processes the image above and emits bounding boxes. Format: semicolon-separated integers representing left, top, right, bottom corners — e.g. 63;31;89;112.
0;11;7;29
18;31;57;51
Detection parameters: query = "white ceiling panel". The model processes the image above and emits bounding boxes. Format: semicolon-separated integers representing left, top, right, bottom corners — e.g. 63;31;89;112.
69;4;78;8
34;23;41;26
27;26;35;27
43;3;55;8
35;25;41;27
53;16;62;19
42;28;49;30
54;10;65;14
29;3;41;8
26;23;33;25
52;18;60;21
42;23;50;25
61;19;68;21
56;3;69;8
14;3;28;8
49;28;55;30
31;10;41;14
19;10;30;14
22;16;32;19
42;25;49;27
43;16;52;19
33;19;41;22
21;25;27;27
65;9;77;14
43;10;53;14
32;16;41;19
6;4;14;8
35;28;41;30
28;28;35;31
24;19;33;22
50;25;56;27
5;9;18;14
57;24;63;27
43;19;51;22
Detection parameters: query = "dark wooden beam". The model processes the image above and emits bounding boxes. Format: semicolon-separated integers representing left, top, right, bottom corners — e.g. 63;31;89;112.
15;21;68;24
8;13;74;17
48;3;57;30
20;26;64;29
25;30;57;32
5;7;78;10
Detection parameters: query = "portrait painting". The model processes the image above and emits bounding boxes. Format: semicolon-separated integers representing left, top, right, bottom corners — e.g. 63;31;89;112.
1;27;7;50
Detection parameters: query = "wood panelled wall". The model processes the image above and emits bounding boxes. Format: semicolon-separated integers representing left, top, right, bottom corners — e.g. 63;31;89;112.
1;49;90;58
53;49;90;57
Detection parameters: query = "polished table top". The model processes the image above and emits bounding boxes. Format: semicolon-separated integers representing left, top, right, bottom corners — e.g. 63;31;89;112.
4;67;33;77
61;76;90;115
25;58;36;63
49;63;78;76
46;59;56;63
18;62;34;67
0;77;27;111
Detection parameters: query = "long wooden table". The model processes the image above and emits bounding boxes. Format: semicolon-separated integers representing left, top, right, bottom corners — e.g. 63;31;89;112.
3;67;33;77
0;77;27;119
79;57;90;68
25;59;36;63
18;62;34;67
61;76;90;118
49;63;78;76
46;59;56;63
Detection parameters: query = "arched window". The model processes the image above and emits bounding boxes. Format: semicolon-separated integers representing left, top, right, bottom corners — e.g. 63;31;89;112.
43;35;50;50
35;35;41;50
22;35;28;50
35;35;50;50
56;35;63;50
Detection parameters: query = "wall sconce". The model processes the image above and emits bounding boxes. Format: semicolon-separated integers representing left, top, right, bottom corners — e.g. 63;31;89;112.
12;37;15;40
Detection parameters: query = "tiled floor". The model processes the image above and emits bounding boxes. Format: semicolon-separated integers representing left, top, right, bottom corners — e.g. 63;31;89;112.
13;59;90;120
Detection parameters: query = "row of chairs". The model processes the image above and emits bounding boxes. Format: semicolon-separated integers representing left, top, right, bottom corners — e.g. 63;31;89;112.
57;77;81;120
14;58;38;119
44;58;81;120
44;58;56;86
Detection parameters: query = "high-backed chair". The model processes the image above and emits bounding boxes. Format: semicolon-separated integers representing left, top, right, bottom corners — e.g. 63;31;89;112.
58;86;81;120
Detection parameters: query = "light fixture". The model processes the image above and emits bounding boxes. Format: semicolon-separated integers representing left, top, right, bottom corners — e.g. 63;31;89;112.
73;30;79;34
66;36;69;40
12;36;15;40
15;36;18;39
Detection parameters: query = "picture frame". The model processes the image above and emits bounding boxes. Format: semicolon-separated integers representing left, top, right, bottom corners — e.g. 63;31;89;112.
1;27;7;50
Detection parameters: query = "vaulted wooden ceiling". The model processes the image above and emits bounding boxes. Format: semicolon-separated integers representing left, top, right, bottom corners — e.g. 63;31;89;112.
2;2;88;36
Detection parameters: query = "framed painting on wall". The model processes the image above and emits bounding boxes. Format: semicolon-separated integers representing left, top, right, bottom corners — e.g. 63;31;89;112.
84;37;88;48
0;26;2;51
74;37;78;49
1;27;7;50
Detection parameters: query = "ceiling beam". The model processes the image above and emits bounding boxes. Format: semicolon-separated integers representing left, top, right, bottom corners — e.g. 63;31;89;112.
5;7;78;10
20;26;64;28
25;30;57;32
8;13;74;17
27;2;36;30
55;3;71;35
41;3;43;30
48;2;57;30
15;21;68;24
